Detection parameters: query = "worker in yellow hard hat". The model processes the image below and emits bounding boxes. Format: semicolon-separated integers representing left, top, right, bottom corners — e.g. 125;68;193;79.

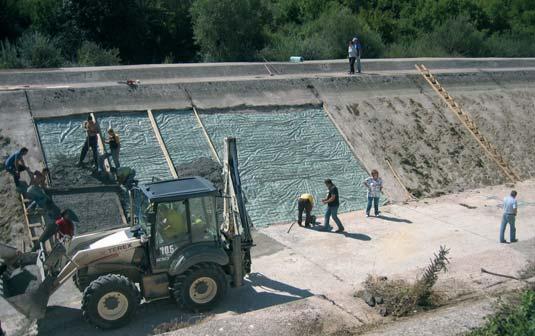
297;193;314;228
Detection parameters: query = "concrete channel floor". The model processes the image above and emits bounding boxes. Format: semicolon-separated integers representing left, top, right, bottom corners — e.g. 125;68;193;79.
1;180;534;336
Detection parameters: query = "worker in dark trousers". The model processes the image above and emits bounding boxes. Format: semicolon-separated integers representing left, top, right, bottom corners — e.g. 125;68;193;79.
352;37;362;73
4;147;31;186
297;193;314;227
322;179;345;233
78;115;99;168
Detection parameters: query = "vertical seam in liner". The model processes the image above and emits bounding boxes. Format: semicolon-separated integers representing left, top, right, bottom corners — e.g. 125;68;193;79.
184;89;222;165
147;109;178;178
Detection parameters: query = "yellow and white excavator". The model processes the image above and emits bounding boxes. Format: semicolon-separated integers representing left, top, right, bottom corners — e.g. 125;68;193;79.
0;137;253;329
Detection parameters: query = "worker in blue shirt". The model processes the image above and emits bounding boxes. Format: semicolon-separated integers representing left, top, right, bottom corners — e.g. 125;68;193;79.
4;147;31;186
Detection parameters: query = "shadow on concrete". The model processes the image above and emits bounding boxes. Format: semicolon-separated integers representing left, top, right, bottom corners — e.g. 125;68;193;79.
342;232;372;241
36;273;311;336
215;272;312;314
306;226;372;241
37;299;195;336
377;214;413;223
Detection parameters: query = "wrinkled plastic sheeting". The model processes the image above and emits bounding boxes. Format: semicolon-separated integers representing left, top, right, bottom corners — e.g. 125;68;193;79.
154;110;212;167
37;112;172;183
52;192;125;235
200;108;370;227
36;115;87;167
97;112;171;182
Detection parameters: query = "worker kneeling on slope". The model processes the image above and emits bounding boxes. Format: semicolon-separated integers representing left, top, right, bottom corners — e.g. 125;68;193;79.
297;193;315;228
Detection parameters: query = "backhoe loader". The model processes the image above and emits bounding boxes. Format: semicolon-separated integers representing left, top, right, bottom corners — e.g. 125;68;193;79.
0;137;253;329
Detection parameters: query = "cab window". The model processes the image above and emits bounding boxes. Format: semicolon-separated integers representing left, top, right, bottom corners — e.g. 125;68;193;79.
154;201;189;265
189;196;218;243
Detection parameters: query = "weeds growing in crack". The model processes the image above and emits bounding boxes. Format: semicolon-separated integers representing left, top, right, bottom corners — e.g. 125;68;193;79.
357;246;450;317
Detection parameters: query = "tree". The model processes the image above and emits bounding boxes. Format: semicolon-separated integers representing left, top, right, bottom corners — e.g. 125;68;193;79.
261;2;384;61
190;0;268;61
0;0;31;41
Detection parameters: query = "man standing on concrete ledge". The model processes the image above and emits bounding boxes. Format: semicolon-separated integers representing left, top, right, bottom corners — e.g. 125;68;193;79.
500;190;518;243
297;193;314;227
348;40;357;74
78;115;99;169
322;179;345;233
352;37;362;73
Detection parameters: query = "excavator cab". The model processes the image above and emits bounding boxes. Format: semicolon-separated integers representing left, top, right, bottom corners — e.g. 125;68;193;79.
135;177;221;271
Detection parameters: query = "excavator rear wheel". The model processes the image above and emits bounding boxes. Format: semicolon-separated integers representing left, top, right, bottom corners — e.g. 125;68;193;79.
172;263;227;312
82;274;140;329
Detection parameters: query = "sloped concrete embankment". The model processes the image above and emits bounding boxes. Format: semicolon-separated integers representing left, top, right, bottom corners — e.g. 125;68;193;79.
2;66;535;205
436;70;535;180
316;70;535;200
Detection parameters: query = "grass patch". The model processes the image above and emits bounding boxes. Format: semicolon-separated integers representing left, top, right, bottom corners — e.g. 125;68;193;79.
465;289;535;336
357;246;450;317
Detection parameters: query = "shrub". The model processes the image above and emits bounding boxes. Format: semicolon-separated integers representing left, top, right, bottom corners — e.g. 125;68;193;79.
485;31;535;57
432;16;487;57
76;41;121;66
385;36;448;57
359;246;450;317
0;39;22;69
466;290;535;336
17;31;65;68
385;15;489;58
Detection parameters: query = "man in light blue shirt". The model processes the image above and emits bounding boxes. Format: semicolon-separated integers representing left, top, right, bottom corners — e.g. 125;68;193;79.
500;190;518;243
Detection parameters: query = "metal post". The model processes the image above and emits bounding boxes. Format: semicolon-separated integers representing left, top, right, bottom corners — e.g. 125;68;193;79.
231;235;243;287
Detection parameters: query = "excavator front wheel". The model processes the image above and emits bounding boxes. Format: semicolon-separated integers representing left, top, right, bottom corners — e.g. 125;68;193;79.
82;274;140;329
173;263;227;312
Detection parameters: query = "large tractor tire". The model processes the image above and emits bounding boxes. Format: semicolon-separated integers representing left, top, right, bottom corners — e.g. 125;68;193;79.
81;274;140;329
73;269;93;292
172;263;228;312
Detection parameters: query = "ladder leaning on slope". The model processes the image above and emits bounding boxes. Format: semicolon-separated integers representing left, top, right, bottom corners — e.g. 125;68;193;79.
415;64;519;183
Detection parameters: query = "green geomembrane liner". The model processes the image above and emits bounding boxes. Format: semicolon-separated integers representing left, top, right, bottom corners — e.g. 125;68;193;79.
97;112;171;182
153;110;212;166
199;108;370;227
36;112;171;183
36;108;373;227
36;115;87;164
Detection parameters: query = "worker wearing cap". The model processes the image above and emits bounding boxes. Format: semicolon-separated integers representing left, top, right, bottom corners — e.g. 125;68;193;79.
297;193;314;228
352;37;362;73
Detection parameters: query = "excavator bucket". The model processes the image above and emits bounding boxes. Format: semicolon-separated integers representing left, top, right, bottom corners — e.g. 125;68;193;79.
0;243;60;319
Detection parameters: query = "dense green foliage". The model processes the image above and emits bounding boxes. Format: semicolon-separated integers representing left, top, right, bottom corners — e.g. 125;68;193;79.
76;41;121;66
1;0;534;67
466;290;535;336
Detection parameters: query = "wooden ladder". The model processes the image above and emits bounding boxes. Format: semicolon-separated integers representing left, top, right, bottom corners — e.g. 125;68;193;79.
415;64;519;183
20;195;49;251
